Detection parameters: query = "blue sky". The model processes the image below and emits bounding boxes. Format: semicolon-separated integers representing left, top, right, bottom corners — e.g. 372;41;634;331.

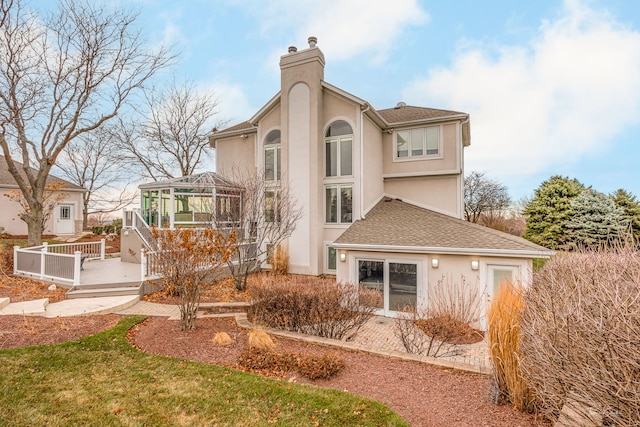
54;0;640;200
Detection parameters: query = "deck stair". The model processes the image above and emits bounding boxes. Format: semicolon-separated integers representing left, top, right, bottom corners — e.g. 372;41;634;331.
66;281;143;299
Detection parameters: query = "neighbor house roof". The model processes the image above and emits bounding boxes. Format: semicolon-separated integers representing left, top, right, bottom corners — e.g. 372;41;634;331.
0;155;86;191
333;198;553;258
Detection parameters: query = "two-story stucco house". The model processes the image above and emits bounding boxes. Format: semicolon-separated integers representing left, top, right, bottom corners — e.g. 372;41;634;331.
0;155;86;236
211;38;552;318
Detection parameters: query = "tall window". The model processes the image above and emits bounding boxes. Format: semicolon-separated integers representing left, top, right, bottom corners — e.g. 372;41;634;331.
325;120;353;177
325;184;352;224
396;126;440;159
265;188;281;223
264;130;281;181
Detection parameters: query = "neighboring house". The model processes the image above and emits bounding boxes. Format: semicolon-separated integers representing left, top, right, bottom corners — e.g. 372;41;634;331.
211;38;553;319
0;155;86;236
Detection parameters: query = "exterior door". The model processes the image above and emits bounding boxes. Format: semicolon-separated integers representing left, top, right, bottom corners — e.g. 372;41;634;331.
358;259;418;315
55;204;75;234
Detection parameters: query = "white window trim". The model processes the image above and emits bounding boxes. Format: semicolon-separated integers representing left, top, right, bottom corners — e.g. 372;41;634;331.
354;257;423;316
325;135;354;178
324;183;353;225
393;125;444;162
325;242;337;273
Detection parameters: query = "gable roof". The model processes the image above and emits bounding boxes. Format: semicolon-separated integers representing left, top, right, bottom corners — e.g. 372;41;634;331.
333;198;553;258
0;155;86;191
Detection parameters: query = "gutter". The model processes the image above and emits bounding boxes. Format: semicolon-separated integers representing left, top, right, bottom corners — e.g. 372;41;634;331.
330;242;554;258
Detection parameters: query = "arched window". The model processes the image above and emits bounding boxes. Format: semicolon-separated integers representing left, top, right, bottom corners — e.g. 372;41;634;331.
325;120;352;177
264;130;281;181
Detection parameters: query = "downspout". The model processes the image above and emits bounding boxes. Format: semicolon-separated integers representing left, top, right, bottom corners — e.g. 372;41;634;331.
360;102;370;219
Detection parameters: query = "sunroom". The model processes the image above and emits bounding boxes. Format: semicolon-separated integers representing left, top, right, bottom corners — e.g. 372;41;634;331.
138;172;242;229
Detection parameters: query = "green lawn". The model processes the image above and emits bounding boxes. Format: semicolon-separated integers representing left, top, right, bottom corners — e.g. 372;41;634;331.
0;316;407;426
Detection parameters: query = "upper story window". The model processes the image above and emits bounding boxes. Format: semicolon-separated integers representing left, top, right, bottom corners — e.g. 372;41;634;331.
325;120;353;177
264;130;281;181
396;126;440;159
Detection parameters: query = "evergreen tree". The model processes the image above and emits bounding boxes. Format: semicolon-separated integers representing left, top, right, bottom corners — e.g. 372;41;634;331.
565;188;628;249
523;176;585;249
611;189;640;241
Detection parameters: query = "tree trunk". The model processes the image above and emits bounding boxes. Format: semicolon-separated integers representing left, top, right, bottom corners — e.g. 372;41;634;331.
25;209;44;246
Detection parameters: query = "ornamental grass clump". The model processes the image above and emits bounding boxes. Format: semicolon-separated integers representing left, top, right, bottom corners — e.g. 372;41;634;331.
487;283;535;412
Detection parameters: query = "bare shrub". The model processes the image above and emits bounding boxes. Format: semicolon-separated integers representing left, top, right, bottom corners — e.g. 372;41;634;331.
394;275;483;358
238;349;295;375
519;244;640;425
296;353;344;380
393;307;463;358
150;227;236;331
247;276;380;340
429;274;484;326
487;283;535;411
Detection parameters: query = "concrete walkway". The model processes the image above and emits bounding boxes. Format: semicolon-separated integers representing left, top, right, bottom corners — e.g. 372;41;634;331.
0;295;139;317
0;296;491;374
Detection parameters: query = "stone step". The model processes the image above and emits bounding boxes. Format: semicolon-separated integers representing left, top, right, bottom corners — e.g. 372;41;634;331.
65;285;142;299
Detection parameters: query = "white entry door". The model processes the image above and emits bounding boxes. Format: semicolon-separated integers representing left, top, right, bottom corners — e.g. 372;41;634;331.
55;204;75;234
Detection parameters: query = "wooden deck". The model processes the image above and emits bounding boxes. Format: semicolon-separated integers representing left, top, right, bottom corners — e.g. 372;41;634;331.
78;257;143;287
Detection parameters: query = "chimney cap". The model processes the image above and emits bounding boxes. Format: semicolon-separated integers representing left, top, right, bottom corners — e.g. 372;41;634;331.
288;46;297;53
308;36;317;48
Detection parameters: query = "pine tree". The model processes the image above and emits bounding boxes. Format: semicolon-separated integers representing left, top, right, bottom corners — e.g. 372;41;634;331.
565;188;628;249
523;176;585;249
611;189;640;241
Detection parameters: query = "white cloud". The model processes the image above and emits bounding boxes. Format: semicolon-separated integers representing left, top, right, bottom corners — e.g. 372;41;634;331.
403;0;640;178
200;82;254;127
240;0;428;64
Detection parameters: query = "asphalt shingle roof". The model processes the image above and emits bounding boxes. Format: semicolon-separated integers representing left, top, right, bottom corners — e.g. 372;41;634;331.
377;105;466;124
214;121;256;136
334;198;552;255
0;156;85;190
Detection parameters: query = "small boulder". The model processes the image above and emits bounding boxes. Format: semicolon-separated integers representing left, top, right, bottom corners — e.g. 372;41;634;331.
48;284;57;291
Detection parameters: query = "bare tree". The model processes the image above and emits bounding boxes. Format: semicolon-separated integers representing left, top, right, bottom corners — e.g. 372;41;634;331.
0;0;172;245
150;227;236;330
117;80;223;181
213;169;303;291
55;126;137;229
464;171;511;224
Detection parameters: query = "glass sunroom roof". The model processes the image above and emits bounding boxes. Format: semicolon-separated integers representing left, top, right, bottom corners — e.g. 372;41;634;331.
138;172;240;190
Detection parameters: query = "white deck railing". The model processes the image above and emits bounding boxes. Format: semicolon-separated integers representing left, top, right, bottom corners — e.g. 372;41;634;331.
123;208;156;251
13;240;106;287
140;241;258;281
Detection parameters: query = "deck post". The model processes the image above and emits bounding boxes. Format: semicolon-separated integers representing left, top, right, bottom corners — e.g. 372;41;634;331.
13;246;19;275
100;239;106;260
74;251;82;286
141;248;147;281
40;247;46;280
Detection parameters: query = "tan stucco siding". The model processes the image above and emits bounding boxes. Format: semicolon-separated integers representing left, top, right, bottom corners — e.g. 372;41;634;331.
383;174;460;216
383;122;460;176
215;135;256;177
0;188;84;235
362;116;384;212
